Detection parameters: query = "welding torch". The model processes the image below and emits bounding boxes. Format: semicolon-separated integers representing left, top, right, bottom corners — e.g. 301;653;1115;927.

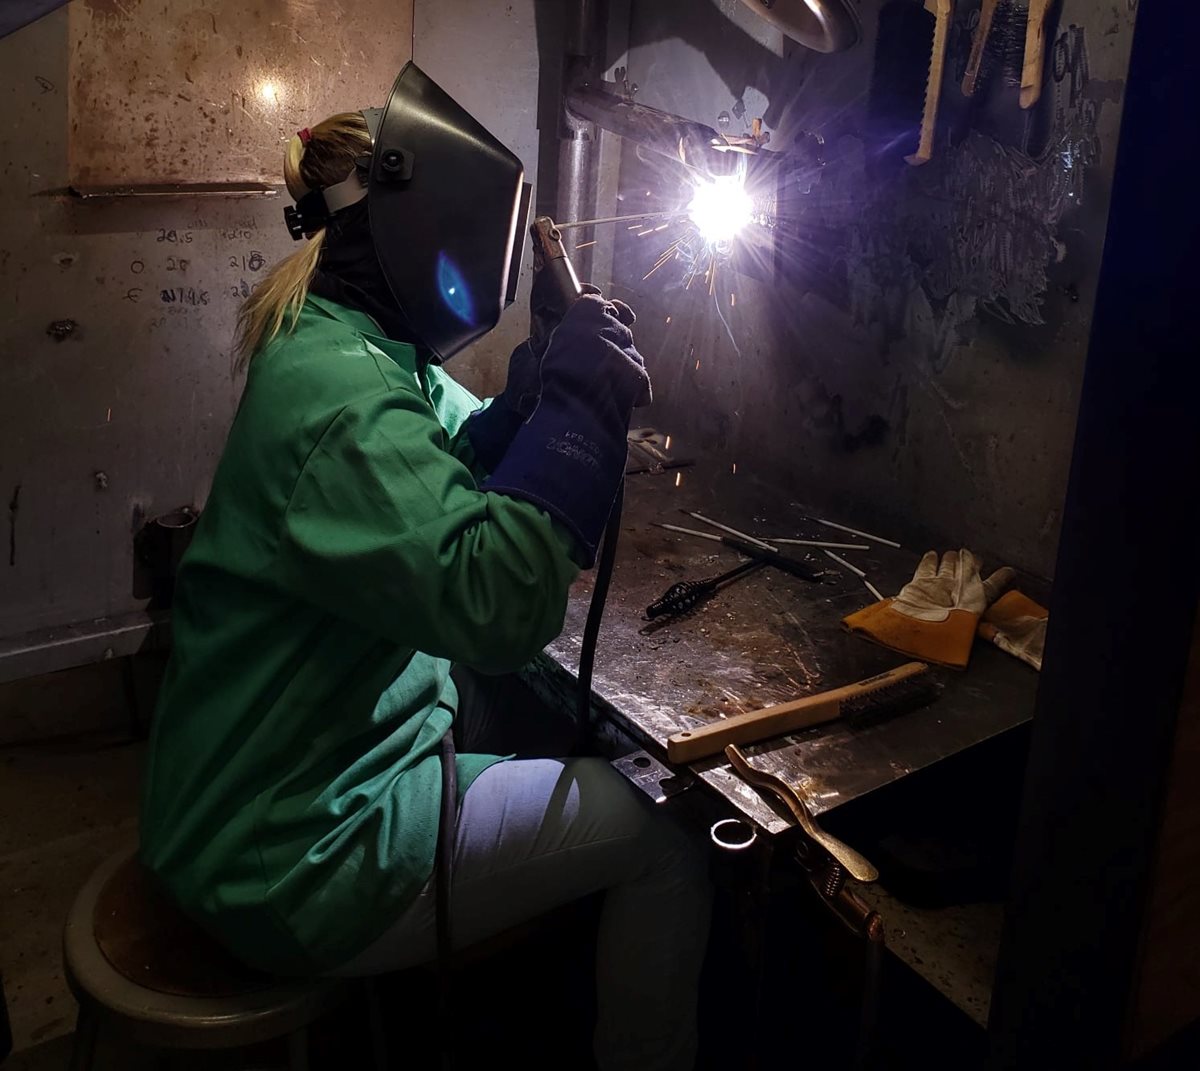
528;215;623;755
528;215;583;330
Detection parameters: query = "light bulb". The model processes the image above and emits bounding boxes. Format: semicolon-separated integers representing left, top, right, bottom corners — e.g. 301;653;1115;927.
256;79;281;106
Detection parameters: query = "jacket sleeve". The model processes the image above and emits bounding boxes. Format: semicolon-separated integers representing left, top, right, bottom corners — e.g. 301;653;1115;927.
424;364;494;478
271;387;580;674
444;398;496;478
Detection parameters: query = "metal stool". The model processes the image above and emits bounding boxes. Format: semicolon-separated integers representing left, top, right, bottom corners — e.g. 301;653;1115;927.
63;846;372;1070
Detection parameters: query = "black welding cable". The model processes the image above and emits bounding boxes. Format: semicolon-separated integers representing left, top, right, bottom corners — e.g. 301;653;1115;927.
574;480;624;754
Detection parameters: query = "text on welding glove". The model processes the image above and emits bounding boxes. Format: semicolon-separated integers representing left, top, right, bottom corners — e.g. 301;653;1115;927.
482;294;651;566
465;282;637;473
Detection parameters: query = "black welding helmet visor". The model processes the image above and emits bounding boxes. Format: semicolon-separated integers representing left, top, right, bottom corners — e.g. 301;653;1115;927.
367;62;530;362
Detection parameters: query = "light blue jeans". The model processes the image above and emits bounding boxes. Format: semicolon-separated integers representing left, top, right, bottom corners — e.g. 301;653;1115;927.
331;673;712;1071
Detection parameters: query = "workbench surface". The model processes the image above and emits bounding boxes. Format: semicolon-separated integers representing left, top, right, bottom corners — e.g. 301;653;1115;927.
528;466;1040;835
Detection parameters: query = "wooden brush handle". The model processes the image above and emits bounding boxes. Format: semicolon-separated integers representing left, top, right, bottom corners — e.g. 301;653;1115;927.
1021;0;1053;109
962;0;999;97
906;0;954;166
666;662;928;764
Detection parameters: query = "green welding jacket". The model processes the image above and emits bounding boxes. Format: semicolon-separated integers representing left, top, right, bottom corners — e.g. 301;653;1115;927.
139;294;579;974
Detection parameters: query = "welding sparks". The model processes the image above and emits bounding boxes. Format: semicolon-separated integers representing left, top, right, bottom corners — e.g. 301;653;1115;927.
674;472;682;488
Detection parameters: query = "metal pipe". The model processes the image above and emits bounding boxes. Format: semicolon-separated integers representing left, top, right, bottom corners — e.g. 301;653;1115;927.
563;0;603;57
555;1;606;280
557;120;599;279
565;82;738;176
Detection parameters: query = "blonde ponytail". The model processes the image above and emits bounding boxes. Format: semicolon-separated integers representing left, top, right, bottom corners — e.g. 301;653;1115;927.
235;112;373;369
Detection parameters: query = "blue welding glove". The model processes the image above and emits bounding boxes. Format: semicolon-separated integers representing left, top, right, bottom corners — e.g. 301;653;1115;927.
464;342;540;474
465;282;638;472
483;293;651;566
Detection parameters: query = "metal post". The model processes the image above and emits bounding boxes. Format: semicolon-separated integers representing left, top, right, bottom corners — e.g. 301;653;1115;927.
556;0;605;279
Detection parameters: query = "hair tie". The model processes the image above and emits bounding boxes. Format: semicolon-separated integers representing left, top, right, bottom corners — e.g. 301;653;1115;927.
297;128;312;146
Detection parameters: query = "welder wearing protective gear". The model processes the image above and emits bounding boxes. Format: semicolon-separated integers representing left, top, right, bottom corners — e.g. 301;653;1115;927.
140;63;708;1071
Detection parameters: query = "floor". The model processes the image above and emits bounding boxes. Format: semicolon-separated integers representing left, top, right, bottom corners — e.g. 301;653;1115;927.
1;729;143;1068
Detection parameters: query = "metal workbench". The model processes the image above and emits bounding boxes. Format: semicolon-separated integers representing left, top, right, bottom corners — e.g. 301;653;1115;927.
525;465;1041;835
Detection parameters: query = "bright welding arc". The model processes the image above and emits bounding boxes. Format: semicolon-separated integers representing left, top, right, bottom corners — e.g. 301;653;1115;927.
687;174;754;245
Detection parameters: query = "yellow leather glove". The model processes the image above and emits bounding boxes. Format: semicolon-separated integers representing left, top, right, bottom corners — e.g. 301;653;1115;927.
843;550;1015;670
978;590;1048;670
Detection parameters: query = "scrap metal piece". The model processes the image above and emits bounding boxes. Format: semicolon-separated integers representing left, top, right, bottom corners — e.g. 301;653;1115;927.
612;750;694;804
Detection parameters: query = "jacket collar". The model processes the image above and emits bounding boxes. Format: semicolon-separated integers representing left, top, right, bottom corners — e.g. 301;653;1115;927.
305;293;423;370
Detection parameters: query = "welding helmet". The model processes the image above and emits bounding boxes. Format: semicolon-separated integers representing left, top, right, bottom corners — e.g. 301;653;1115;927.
285;62;531;361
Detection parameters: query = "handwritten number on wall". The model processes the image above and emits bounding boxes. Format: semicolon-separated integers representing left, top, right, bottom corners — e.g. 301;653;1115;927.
229;251;266;272
160;288;210;306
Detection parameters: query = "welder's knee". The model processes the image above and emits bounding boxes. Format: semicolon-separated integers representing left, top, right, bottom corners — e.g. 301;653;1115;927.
562;756;708;885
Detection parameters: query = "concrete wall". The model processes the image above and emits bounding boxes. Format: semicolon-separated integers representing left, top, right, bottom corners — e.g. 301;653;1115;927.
608;0;1135;578
0;0;545;643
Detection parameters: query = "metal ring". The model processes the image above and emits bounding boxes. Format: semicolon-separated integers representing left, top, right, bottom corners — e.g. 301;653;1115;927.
710;818;757;852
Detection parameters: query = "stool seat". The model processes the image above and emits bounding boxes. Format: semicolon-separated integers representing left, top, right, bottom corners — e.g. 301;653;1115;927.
64;846;347;1056
92;853;269;998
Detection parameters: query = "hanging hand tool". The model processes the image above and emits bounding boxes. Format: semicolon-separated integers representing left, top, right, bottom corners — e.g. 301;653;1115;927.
961;0;1000;96
960;0;1052;109
1020;0;1053;109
